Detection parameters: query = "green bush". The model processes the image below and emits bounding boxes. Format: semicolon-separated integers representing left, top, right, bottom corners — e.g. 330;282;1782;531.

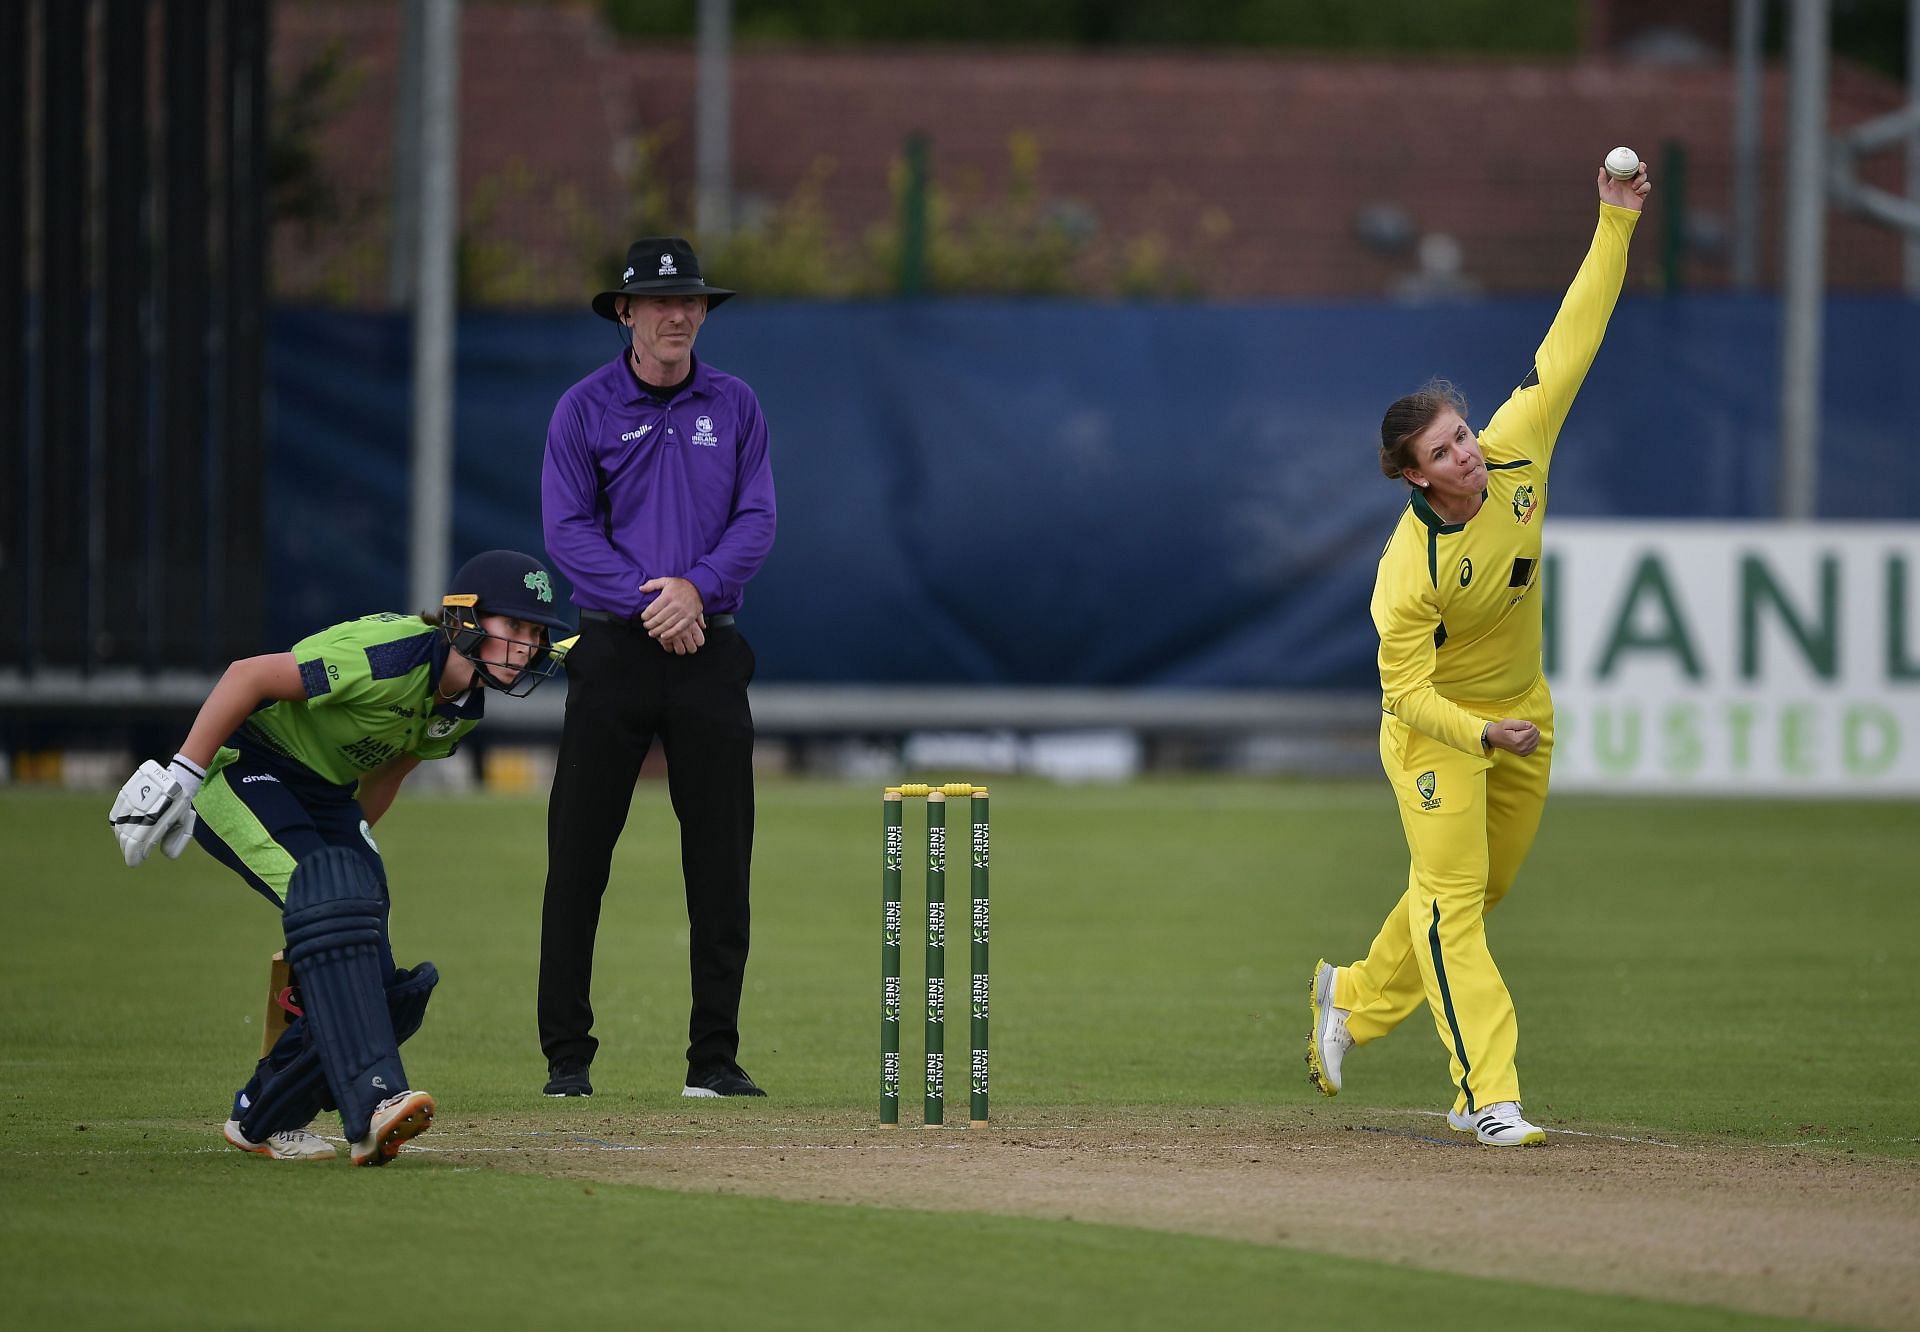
589;131;1218;299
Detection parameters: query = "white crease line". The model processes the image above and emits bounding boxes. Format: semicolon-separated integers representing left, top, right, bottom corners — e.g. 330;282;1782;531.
1395;1109;1682;1147
407;1142;961;1154
408;1136;1339;1155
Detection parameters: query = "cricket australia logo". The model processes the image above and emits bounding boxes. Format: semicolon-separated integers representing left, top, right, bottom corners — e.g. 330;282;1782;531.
690;414;719;447
658;253;677;276
1513;483;1537;524
524;570;554;603
1416;770;1442;810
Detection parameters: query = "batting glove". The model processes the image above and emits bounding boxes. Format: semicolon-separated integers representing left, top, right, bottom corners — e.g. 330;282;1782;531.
108;755;205;867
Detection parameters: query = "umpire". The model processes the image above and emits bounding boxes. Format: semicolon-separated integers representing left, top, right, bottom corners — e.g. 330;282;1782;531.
537;236;777;1099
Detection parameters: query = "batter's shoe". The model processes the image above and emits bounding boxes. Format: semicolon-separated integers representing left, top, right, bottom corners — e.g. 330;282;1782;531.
1304;959;1353;1096
682;1063;767;1098
349;1090;436;1166
1449;1102;1547;1146
222;1118;336;1161
543;1062;593;1098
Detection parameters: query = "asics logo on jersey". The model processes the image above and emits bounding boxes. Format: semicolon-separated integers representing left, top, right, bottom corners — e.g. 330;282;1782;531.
1459;557;1473;588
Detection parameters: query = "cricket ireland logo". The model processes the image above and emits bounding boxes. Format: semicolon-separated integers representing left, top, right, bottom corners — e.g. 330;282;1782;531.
1416;770;1441;810
523;570;554;602
1512;483;1537;524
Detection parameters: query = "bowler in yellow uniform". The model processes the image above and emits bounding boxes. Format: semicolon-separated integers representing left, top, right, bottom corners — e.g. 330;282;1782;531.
1305;164;1650;1146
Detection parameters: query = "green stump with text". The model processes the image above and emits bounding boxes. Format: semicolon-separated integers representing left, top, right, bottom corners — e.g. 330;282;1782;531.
881;783;988;1128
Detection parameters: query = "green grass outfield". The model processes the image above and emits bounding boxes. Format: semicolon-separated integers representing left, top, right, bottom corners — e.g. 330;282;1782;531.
3;778;1914;1328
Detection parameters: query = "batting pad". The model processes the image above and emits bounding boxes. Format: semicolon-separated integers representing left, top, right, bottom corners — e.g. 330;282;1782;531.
239;962;441;1142
281;848;407;1142
386;961;439;1043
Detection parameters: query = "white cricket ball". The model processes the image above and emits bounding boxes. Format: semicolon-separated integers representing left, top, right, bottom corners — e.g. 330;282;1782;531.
1604;146;1641;181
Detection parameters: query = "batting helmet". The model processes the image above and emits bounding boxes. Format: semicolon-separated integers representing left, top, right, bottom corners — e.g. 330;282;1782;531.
440;550;573;697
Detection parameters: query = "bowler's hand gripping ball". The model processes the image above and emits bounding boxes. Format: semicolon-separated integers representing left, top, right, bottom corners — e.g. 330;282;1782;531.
1605;146;1641;181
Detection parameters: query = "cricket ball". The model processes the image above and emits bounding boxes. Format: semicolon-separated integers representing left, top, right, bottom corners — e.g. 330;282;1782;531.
1605;146;1641;181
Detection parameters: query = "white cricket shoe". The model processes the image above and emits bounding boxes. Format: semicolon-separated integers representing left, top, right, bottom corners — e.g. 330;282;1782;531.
1304;959;1354;1097
223;1118;336;1161
1448;1101;1547;1146
349;1090;436;1167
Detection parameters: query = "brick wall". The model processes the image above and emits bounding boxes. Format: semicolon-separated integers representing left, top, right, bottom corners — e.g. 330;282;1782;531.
273;5;1909;303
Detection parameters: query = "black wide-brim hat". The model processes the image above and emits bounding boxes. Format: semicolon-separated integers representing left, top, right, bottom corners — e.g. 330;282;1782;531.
592;236;735;320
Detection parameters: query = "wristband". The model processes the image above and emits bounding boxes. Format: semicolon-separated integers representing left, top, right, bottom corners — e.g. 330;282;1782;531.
1479;723;1491;751
168;753;207;801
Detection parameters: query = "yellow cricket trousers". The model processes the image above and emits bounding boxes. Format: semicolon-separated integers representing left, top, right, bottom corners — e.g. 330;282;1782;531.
1334;674;1553;1113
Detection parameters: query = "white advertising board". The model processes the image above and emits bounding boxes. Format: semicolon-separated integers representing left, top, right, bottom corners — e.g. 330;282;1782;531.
1542;522;1920;796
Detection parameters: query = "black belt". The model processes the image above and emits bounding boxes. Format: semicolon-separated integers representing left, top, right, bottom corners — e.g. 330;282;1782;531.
580;609;736;628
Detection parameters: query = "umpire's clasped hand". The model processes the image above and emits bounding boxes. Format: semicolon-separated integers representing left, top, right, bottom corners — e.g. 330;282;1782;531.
639;576;707;655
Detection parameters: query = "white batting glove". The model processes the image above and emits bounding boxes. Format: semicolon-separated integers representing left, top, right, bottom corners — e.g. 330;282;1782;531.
108;755;205;867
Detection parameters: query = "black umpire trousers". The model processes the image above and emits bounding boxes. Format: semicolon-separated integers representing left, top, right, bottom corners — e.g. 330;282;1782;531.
537;615;756;1074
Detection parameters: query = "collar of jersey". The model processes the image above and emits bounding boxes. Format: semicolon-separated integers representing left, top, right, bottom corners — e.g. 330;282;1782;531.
1409;486;1490;535
615;351;709;406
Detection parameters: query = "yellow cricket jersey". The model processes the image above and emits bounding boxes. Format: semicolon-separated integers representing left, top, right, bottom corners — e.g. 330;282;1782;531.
1372;203;1640;755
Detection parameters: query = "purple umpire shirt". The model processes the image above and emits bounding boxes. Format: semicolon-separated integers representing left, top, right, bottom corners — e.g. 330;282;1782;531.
541;353;777;619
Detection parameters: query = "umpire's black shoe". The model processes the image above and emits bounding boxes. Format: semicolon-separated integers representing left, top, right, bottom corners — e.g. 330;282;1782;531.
543;1062;593;1098
682;1063;768;1098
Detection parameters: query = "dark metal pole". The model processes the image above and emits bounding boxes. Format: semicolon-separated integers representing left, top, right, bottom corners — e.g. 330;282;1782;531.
390;0;424;307
1661;139;1688;294
1908;0;1920;292
38;0;89;669
102;0;152;668
159;0;210;664
223;0;269;658
1731;0;1763;288
0;1;28;670
900;132;929;297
